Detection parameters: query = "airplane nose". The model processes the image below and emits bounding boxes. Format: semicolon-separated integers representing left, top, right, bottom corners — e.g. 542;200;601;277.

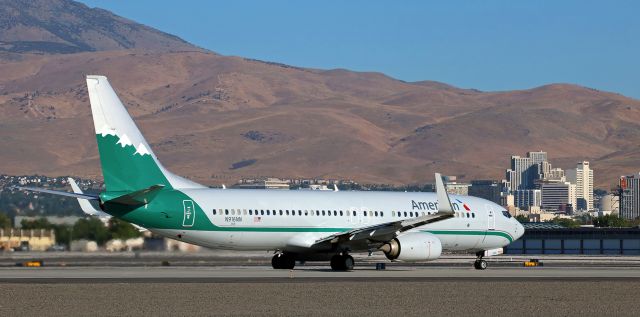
515;221;525;240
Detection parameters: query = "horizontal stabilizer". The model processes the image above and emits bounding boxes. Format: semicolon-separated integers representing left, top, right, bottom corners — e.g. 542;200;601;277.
105;184;165;206
15;186;99;200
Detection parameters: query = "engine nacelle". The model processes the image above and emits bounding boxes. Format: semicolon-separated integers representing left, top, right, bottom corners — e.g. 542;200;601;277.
380;232;442;261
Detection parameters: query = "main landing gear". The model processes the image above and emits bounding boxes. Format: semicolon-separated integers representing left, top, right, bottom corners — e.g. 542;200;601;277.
474;251;488;270
272;252;296;269
330;253;354;271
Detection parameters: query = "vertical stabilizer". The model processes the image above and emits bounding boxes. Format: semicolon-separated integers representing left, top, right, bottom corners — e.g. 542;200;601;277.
86;75;204;192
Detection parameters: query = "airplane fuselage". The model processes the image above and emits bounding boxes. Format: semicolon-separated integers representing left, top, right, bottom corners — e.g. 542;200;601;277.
108;188;522;256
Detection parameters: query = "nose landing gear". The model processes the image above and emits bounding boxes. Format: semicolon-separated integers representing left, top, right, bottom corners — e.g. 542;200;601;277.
474;251;488;270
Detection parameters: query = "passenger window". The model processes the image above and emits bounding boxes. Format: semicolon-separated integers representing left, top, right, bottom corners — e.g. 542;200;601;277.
333;210;337;216
472;213;475;218
260;210;264;215
364;211;367;217
374;211;378;217
340;210;343;216
353;211;357;216
381;212;384;217
225;209;229;215
298;210;302;216
322;210;325;216
249;210;253;215
392;211;396;217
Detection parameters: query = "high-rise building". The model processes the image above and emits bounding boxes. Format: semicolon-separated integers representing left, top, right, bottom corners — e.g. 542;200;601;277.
514;189;541;209
469;180;502;205
546;168;566;182
541;182;576;213
620;174;640;219
505;151;548;192
528;151;548;165
506;155;534;191
566;161;594;211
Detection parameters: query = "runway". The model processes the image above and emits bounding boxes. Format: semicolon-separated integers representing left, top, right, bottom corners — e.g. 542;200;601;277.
2;265;640;282
1;265;640;316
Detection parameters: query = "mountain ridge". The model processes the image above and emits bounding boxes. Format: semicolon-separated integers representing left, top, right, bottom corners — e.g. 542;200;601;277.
0;0;638;190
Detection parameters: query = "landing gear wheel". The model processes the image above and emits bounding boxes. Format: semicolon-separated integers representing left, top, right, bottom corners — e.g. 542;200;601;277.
330;254;355;271
343;255;354;271
474;259;488;270
272;253;296;270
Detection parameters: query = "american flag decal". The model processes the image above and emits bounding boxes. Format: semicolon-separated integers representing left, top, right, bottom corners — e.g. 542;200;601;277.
456;199;472;211
253;216;262;223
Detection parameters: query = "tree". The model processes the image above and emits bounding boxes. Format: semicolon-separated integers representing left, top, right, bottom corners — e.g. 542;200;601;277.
0;212;11;228
72;218;111;245
515;215;528;223
550;217;581;228
593;215;630;228
108;218;142;240
21;217;53;229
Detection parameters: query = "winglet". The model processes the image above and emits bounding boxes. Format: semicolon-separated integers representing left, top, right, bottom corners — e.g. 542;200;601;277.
435;173;454;213
68;178;109;217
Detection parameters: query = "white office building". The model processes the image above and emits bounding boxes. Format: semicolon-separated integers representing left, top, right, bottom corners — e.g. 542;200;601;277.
566;161;594;211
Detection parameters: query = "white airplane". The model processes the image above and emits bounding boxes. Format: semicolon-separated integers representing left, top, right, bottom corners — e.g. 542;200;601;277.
18;75;524;270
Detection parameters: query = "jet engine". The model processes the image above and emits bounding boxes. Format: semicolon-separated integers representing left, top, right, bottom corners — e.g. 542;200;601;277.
379;232;442;261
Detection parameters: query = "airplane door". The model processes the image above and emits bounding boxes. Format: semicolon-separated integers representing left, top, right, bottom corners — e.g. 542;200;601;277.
182;200;196;227
486;205;495;231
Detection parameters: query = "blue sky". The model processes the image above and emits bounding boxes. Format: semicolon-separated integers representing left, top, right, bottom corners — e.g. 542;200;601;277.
79;1;640;99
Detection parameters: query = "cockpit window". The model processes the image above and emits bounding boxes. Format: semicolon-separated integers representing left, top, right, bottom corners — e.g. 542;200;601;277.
501;210;512;218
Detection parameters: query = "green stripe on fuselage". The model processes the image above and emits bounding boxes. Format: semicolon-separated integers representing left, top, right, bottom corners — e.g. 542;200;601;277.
422;230;514;243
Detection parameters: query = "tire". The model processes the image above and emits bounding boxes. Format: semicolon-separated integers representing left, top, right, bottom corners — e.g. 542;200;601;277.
330;255;343;271
330;254;354;271
282;254;296;270
474;259;488;270
272;254;282;269
272;253;296;270
343;255;354;271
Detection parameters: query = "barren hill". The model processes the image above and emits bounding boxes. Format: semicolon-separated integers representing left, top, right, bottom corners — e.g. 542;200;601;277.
0;0;197;55
0;1;638;189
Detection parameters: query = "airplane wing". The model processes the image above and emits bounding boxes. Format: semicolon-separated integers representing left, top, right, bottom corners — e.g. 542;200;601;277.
313;173;455;245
